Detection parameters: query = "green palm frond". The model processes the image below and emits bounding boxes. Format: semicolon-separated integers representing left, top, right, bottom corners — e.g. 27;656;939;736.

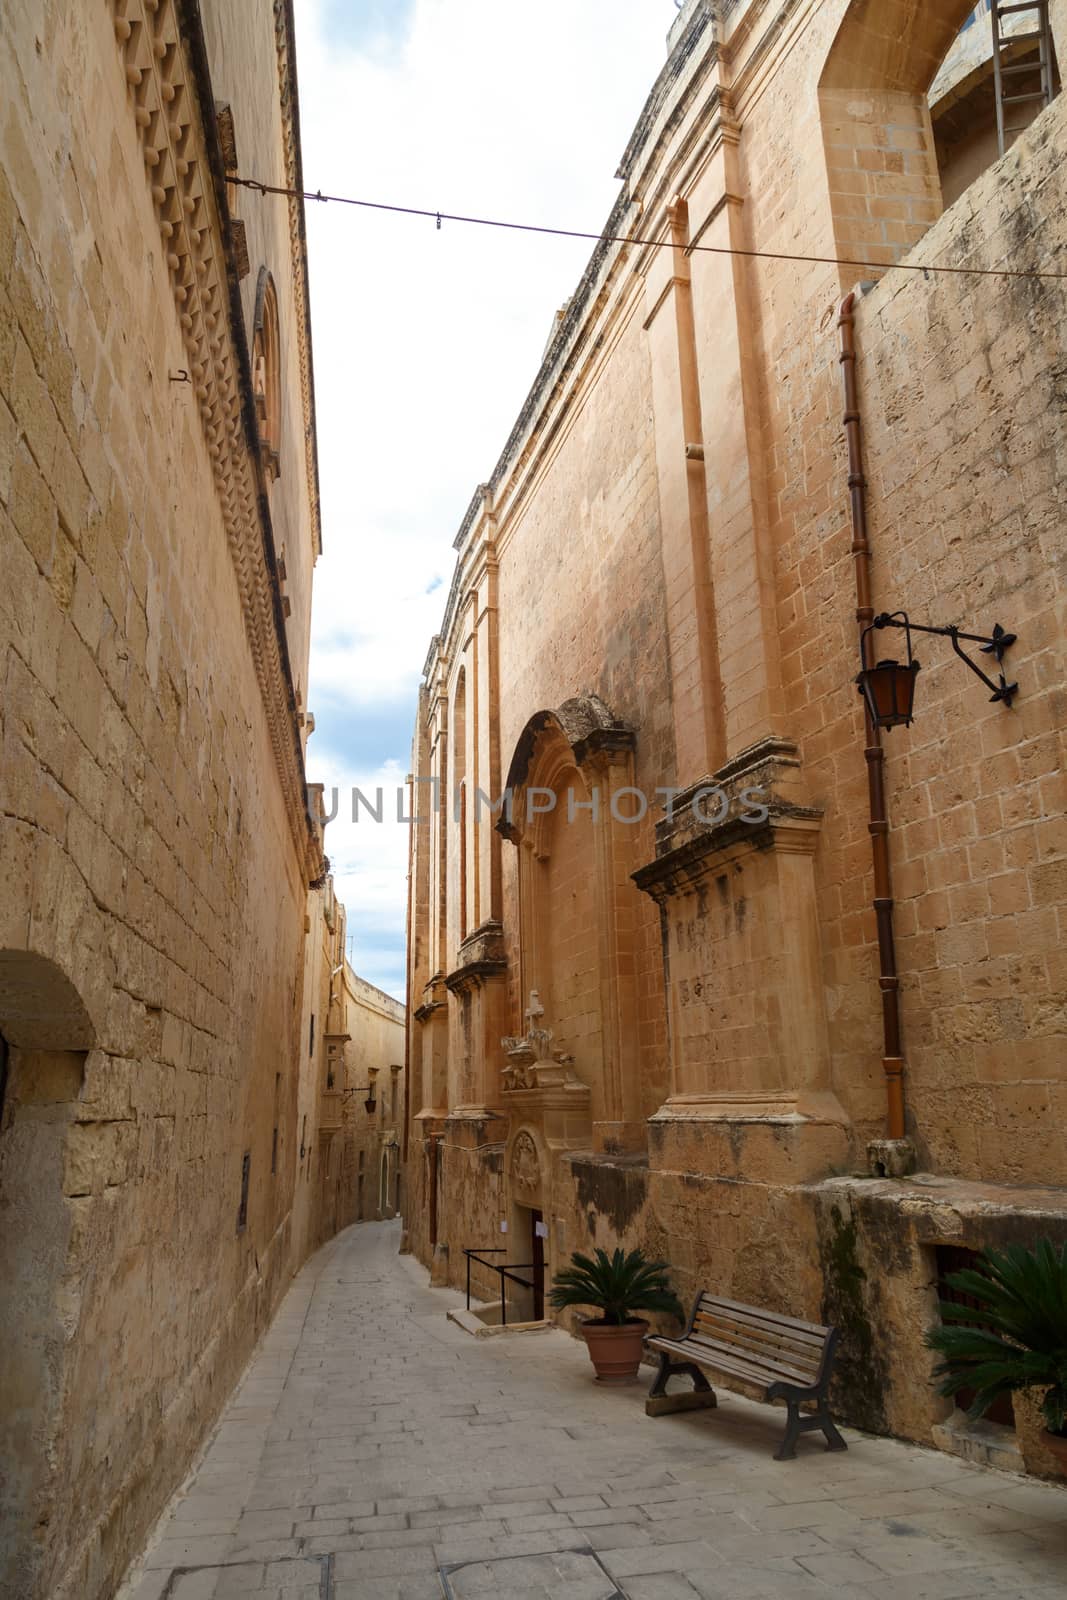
925;1240;1067;1435
549;1246;684;1326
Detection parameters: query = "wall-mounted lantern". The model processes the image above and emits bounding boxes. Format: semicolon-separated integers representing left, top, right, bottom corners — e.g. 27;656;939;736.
857;611;1017;731
343;1083;377;1115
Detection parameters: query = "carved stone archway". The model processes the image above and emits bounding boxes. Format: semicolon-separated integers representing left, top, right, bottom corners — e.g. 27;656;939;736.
498;696;643;1152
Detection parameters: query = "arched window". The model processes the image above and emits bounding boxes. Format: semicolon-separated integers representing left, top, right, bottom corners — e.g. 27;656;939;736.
252;268;281;481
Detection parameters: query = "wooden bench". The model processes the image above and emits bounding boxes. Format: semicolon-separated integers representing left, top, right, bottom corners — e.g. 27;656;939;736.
645;1291;847;1461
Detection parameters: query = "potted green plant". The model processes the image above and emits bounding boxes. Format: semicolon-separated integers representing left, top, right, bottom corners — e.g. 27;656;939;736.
549;1246;683;1383
925;1239;1067;1468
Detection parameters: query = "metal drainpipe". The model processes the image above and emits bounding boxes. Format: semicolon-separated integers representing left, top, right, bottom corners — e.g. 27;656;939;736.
837;292;906;1143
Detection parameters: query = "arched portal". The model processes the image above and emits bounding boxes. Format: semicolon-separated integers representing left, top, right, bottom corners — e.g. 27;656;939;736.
0;951;95;1600
500;696;643;1151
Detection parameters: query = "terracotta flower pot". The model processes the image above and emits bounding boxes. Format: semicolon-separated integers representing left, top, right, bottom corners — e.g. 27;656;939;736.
1041;1428;1067;1470
581;1318;649;1383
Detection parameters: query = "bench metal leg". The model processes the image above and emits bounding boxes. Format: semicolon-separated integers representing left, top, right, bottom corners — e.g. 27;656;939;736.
775;1400;802;1462
646;1353;718;1418
649;1353;715;1399
648;1351;673;1399
773;1397;848;1461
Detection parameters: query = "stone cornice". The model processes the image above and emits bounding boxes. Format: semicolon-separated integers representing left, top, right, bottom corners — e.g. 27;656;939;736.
272;0;323;558
113;0;322;881
632;803;823;903
445;922;508;995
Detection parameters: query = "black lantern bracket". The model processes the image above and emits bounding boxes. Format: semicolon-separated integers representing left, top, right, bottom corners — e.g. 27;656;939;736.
342;1084;378;1114
858;610;1017;731
873;612;1017;705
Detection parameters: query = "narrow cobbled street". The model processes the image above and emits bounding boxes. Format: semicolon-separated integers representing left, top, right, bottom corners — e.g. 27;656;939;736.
120;1222;1065;1600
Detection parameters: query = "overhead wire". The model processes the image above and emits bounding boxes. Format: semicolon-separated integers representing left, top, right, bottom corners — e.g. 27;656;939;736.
231;174;1067;282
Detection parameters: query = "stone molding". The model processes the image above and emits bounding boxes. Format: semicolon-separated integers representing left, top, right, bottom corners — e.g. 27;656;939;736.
444;921;508;995
271;0;323;557
111;0;321;880
633;802;823;903
633;737;820;902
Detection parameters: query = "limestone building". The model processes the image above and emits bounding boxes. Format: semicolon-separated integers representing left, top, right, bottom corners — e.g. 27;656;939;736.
0;2;331;1596
406;0;1067;1478
338;968;406;1227
298;874;407;1252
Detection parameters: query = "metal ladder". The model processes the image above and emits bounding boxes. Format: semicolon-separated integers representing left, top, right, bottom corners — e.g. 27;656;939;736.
991;0;1056;156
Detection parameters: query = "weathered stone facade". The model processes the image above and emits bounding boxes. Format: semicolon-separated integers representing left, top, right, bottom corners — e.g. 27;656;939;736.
0;2;335;1597
297;877;406;1254
406;0;1067;1480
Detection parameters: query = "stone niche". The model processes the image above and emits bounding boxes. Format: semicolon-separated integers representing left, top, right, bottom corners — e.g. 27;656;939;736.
633;737;849;1183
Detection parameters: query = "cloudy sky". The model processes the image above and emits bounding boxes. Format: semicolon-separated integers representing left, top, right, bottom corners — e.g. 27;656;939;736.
294;1;678;998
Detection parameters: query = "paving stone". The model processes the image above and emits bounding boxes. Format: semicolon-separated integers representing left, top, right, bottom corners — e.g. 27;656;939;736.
117;1224;1067;1600
622;1577;706;1600
171;1574;223;1600
214;1568;269;1597
125;1574;171;1600
585;1525;654;1551
332;1579;445;1600
598;1540;718;1579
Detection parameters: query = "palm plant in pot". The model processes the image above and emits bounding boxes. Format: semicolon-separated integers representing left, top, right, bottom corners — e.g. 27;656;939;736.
925;1239;1067;1468
549;1246;683;1383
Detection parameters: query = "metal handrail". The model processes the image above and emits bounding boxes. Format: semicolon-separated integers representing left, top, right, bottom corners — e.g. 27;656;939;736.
463;1247;544;1327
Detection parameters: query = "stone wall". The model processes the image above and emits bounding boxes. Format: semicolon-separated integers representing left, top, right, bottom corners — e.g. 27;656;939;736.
407;0;1067;1480
339;968;406;1227
0;2;324;1596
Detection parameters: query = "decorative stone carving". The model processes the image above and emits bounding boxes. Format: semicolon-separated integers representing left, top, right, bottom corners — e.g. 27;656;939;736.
511;1130;541;1194
501;992;585;1093
271;0;322;556
110;0;321;881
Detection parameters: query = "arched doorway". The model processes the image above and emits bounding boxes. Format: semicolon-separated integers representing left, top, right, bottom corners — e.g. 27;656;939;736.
0;950;95;1600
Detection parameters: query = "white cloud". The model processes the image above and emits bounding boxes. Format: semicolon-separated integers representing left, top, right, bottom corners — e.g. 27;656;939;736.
295;0;677;992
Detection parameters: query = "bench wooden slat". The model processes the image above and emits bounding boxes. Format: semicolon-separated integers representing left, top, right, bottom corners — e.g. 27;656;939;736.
697;1293;830;1339
694;1306;825;1351
686;1333;819;1387
650;1339;808;1396
692;1315;823;1375
650;1335;818;1391
697;1295;829;1346
694;1312;826;1359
